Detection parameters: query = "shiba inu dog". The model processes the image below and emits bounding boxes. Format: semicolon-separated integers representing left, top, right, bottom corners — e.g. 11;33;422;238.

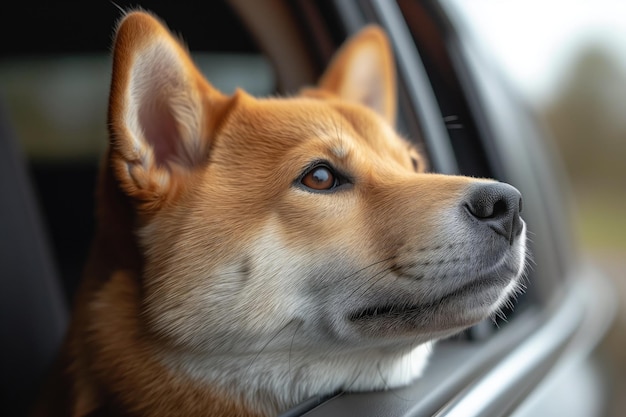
34;10;527;417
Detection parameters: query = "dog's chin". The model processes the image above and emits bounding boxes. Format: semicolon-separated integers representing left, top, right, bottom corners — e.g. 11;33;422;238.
345;255;524;339
348;282;509;339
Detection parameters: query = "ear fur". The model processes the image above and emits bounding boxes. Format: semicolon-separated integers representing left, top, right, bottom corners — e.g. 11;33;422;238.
107;11;226;210
318;25;397;125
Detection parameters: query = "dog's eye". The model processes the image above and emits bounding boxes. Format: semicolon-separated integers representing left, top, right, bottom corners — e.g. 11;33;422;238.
301;165;337;190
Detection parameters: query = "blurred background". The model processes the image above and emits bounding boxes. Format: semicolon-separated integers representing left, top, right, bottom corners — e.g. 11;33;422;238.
450;1;626;415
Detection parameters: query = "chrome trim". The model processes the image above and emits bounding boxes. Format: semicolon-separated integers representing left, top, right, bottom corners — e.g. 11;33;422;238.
369;0;459;174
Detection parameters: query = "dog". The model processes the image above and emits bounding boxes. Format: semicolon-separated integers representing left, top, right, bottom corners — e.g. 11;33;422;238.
33;10;527;417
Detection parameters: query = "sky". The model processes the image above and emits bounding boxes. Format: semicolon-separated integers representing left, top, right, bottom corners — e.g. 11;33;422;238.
444;0;626;105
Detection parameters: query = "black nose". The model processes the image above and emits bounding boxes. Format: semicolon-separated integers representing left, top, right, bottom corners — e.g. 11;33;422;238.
465;183;523;243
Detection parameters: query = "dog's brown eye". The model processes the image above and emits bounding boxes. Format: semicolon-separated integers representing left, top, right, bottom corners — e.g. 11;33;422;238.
301;166;336;190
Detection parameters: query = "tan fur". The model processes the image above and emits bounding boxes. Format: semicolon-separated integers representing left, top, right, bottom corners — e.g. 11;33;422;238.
33;10;526;417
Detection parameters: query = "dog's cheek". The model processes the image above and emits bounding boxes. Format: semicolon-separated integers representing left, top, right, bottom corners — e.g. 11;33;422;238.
135;217;314;351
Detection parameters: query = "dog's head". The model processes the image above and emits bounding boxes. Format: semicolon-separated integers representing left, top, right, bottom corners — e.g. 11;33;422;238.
105;10;526;393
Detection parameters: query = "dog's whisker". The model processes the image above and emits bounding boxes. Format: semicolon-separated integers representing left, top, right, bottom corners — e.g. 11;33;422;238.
288;320;303;384
344;369;363;393
343;264;393;302
244;319;296;379
338;256;396;283
356;269;393;300
375;362;413;402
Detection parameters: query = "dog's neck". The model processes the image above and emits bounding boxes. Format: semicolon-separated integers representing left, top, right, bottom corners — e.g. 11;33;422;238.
75;268;262;417
82;266;431;417
163;340;432;415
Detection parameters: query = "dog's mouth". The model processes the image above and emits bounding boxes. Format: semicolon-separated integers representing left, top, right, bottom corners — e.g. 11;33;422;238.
336;234;527;338
347;276;510;326
348;303;423;322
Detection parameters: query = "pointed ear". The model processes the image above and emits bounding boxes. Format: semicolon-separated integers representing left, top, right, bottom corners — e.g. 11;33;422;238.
318;25;396;125
107;11;227;210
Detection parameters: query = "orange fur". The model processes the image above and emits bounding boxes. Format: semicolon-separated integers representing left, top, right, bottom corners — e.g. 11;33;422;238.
33;10;526;417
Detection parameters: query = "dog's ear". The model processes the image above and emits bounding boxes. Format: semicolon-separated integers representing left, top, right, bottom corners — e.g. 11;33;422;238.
318;25;396;125
107;11;228;211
